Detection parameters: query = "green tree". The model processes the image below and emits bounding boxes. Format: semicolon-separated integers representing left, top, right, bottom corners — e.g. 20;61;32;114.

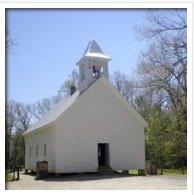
146;106;172;173
58;69;79;97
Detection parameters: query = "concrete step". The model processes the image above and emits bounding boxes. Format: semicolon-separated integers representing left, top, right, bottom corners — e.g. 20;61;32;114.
98;166;113;175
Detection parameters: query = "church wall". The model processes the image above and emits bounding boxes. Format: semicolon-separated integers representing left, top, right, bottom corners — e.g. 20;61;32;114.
55;78;145;173
24;125;56;172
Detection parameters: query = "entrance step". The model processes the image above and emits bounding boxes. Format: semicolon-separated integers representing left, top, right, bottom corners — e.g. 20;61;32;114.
98;166;113;175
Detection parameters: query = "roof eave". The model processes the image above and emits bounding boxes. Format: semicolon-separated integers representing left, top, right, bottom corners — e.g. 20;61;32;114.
76;55;111;65
23;121;55;136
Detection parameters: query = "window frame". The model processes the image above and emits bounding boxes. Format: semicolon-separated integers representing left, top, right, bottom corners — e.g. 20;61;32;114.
36;145;38;157
44;144;47;156
29;146;31;157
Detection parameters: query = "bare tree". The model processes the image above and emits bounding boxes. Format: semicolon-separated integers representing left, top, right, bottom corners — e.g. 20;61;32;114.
51;95;62;105
14;102;32;132
5;101;16;169
5;101;32;168
111;71;136;105
6;28;17;51
32;98;53;120
137;9;187;39
136;9;187;169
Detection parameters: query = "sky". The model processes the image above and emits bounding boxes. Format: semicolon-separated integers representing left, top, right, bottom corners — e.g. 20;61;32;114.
7;9;149;104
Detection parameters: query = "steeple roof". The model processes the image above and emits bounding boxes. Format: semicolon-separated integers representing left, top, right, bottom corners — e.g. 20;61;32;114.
83;40;104;55
76;40;111;64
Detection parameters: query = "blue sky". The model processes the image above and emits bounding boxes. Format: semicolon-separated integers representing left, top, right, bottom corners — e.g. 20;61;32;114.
7;9;148;104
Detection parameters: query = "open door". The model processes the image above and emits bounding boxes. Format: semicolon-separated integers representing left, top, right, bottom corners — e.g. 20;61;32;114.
98;143;109;167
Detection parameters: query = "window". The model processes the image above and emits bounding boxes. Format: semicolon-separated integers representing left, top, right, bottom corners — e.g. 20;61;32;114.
36;145;38;156
82;66;85;81
29;146;31;157
44;144;47;156
89;60;91;69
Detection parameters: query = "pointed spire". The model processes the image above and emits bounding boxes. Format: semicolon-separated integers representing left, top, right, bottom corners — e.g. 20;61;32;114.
83;40;104;55
76;40;111;65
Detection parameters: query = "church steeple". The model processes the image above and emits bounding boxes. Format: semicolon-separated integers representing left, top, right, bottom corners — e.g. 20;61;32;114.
76;40;111;93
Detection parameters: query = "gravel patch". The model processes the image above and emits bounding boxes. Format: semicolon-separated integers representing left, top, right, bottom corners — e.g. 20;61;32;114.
6;172;187;190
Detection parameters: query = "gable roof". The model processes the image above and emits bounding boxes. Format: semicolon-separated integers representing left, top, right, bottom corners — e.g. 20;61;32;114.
24;77;147;136
76;40;111;64
23;91;79;135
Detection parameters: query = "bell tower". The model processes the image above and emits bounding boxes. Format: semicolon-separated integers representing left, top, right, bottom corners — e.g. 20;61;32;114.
76;40;111;93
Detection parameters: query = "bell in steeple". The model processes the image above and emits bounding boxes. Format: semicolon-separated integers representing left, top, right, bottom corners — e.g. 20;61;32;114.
76;40;111;93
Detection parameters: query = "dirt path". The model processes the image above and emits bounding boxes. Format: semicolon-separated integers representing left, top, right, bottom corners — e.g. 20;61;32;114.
6;172;187;190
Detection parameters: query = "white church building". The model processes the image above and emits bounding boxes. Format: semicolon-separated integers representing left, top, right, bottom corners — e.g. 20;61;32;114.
24;40;147;174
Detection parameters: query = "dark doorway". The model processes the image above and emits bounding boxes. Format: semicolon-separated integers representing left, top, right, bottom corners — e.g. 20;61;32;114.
98;143;109;167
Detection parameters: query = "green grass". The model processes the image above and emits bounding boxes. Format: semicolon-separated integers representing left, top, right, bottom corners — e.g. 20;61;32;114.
129;169;138;175
157;169;187;175
128;169;186;175
5;173;14;182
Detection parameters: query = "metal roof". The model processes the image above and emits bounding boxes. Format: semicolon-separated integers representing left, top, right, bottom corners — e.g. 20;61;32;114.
83;40;104;55
24;91;79;135
76;40;111;64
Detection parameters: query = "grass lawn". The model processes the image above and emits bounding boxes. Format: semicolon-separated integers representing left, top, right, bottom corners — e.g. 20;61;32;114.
5;173;14;182
128;169;186;175
157;169;187;175
129;169;138;175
